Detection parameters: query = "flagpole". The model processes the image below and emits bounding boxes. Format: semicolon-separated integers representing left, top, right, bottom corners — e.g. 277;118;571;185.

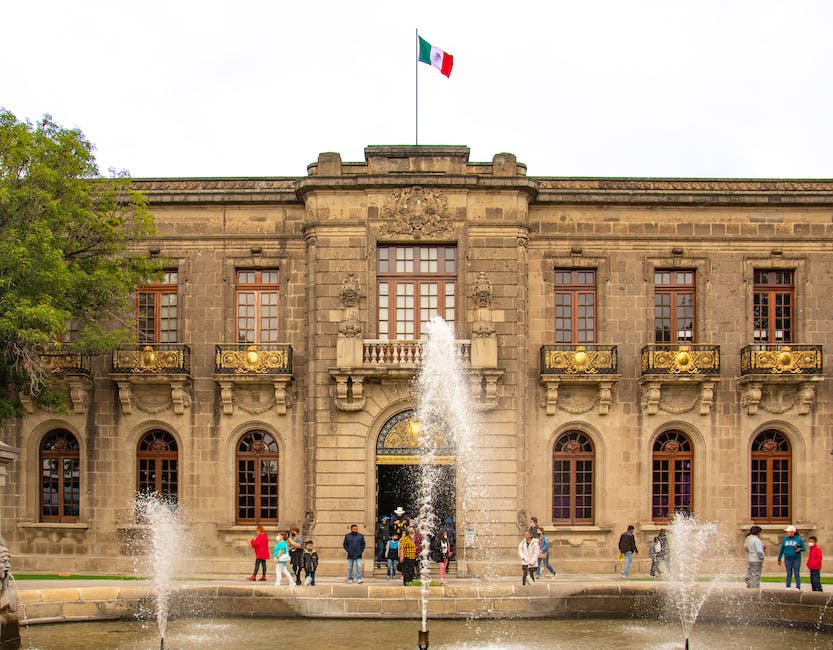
415;28;419;145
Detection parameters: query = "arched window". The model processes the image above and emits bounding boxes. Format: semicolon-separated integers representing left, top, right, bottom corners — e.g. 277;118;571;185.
137;430;178;504
552;430;594;524
236;430;279;524
652;430;693;522
40;429;80;522
751;430;791;523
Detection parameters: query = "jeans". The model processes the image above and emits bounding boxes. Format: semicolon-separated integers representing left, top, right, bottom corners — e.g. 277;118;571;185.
386;557;398;578
304;570;316;586
746;561;763;588
785;556;801;588
810;569;823;592
377;538;388;562
347;557;362;581
537;553;556;576
622;551;634;577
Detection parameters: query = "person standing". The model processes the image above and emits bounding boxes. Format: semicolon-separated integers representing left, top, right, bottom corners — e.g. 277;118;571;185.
432;529;453;584
528;516;540;539
399;527;418;585
385;533;400;580
391;508;407;539
273;531;295;586
618;525;638;578
744;525;765;588
343;523;366;583
518;530;540;585
247;524;269;581
375;515;391;564
536;527;556;578
302;538;319;586
288;526;304;586
807;535;823;592
777;525;806;589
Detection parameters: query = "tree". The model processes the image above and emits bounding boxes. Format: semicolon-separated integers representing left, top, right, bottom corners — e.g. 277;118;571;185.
0;109;159;420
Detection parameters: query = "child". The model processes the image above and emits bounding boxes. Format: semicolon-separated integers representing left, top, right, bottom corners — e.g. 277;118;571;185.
303;538;319;586
807;535;823;592
385;533;400;580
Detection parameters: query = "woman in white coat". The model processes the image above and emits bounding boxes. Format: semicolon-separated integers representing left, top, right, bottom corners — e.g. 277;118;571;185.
518;530;540;585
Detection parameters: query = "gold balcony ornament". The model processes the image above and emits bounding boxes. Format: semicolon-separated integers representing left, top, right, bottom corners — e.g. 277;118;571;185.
674;346;693;371
573;346;588;369
245;346;260;367
775;346;794;371
141;346;157;367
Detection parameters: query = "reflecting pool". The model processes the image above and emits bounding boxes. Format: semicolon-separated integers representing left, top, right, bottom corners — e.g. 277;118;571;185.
22;617;829;649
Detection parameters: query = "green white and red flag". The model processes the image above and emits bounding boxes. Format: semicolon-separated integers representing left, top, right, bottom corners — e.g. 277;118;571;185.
418;36;453;77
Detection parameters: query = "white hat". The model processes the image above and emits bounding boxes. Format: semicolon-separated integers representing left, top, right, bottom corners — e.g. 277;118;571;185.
393;507;405;516
785;525;797;533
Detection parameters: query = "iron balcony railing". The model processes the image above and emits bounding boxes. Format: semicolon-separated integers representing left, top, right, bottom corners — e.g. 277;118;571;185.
740;344;822;375
112;344;191;375
641;344;720;375
214;344;293;375
362;339;471;366
539;344;618;375
41;351;92;375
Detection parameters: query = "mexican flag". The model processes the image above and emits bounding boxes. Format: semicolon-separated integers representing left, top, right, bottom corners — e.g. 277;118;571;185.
418;36;453;77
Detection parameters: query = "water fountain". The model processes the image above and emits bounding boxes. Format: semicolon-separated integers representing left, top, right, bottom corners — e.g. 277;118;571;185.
132;493;189;650
663;513;728;649
412;316;488;648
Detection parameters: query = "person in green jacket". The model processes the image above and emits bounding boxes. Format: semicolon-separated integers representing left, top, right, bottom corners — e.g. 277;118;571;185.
777;525;806;590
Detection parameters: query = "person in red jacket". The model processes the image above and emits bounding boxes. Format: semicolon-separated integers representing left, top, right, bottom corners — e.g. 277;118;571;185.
807;535;823;592
248;525;269;581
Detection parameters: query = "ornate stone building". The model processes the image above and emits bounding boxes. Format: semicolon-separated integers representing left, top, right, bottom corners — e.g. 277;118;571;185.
2;145;831;575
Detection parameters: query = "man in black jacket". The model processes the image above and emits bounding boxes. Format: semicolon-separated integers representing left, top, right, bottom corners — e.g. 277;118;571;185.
343;524;366;583
618;524;638;578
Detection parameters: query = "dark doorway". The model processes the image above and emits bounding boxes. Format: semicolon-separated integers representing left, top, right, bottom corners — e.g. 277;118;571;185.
376;464;456;529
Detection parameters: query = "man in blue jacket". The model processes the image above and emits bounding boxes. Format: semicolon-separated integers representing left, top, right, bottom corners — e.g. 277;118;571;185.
777;525;806;590
343;524;366;583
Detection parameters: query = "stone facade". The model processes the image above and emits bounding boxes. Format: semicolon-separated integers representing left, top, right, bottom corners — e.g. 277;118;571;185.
2;146;832;576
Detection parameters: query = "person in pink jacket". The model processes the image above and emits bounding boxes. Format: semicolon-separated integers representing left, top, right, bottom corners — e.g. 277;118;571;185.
807;535;823;592
247;525;269;581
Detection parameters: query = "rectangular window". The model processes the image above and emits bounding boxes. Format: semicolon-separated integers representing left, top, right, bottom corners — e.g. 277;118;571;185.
236;269;280;345
753;269;793;343
137;271;178;346
377;246;456;339
554;269;596;344
654;270;695;344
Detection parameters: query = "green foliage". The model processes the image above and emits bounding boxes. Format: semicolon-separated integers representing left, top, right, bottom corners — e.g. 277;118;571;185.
0;109;159;419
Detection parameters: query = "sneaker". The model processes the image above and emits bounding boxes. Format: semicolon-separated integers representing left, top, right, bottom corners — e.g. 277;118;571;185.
247;575;256;581
357;579;363;583
258;576;267;581
347;579;354;583
303;576;312;586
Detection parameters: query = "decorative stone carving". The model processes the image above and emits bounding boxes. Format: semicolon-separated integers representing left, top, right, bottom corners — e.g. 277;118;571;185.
472;272;492;308
340;274;360;308
338;274;363;339
540;376;617;416
639;378;719;415
380;187;452;239
113;377;192;415
738;376;822;416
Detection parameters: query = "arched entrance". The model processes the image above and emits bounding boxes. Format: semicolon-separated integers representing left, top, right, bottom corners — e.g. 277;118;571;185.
375;409;456;528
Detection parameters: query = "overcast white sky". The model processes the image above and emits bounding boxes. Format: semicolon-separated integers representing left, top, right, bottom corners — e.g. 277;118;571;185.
3;1;833;179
